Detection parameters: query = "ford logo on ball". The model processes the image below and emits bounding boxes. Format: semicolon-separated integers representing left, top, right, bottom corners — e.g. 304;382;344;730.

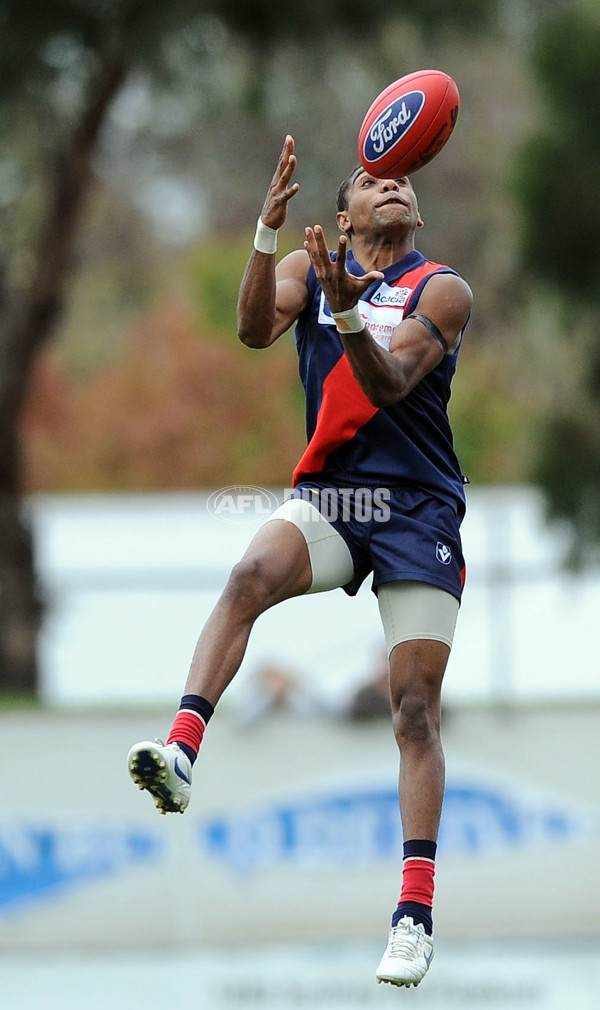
363;90;425;162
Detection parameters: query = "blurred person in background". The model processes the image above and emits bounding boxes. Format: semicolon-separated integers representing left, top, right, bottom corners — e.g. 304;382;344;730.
236;660;334;725
346;648;392;721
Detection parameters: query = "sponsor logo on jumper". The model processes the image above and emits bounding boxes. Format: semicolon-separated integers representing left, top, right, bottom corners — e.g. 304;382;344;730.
207;486;279;524
363;91;425;161
319;293;406;350
436;541;452;565
369;284;412;308
368;325;393;349
315;294;404;351
318;292;369;328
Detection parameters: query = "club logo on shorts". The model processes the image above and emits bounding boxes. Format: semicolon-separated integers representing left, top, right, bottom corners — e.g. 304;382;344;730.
436;541;452;565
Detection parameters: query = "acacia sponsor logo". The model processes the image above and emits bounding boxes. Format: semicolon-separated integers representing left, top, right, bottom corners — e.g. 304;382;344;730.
369;284;412;308
206;486;279;524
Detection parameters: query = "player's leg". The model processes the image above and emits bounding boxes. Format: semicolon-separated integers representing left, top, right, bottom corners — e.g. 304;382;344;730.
180;497;355;706
127;517;312;812
375;581;459;988
391;637;449;842
128;498;354;814
182;517;314;705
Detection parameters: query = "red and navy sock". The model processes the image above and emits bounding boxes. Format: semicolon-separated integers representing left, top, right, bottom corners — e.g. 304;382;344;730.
166;694;214;765
392;838;437;936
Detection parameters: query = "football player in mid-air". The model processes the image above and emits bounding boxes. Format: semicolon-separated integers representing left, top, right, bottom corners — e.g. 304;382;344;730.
128;135;472;988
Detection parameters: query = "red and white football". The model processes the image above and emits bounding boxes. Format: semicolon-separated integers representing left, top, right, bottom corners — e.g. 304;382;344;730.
357;69;460;179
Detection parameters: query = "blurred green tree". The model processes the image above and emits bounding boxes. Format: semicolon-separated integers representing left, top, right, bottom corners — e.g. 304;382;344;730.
0;0;499;692
511;3;600;561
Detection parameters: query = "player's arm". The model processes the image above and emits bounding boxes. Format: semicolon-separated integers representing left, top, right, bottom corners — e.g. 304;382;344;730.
237;248;310;348
305;226;471;407
381;271;472;395
342;272;471;407
237;135;309;349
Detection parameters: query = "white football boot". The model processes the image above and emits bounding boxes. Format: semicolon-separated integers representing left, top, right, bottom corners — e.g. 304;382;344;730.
376;916;434;987
127;739;192;814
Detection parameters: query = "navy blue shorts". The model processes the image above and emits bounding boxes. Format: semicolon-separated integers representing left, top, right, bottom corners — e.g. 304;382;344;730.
291;480;466;601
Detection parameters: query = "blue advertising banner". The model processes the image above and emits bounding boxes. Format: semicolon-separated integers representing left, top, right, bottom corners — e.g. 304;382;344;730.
199;775;594;873
0;822;161;914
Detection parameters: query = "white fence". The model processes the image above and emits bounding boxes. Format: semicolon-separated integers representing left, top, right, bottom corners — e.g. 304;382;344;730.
26;485;600;709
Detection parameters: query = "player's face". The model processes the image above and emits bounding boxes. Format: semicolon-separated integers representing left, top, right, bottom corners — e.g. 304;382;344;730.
338;171;423;236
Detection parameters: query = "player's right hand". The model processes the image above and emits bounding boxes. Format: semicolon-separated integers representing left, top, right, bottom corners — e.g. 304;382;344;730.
260;135;300;231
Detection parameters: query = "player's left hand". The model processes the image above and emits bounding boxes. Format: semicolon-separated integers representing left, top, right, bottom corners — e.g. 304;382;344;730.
304;226;384;314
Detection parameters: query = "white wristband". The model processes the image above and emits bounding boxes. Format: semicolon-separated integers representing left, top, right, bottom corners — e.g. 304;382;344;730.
253;217;278;255
331;306;364;333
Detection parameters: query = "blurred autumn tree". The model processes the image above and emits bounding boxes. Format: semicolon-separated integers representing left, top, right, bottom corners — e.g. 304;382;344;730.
0;0;501;692
22;298;306;490
511;2;600;562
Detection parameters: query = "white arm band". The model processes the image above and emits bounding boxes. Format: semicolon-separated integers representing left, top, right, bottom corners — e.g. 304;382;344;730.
331;305;364;333
253;217;278;255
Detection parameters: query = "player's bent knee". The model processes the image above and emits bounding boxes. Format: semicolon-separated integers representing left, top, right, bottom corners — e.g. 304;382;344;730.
224;555;280;615
224;523;314;613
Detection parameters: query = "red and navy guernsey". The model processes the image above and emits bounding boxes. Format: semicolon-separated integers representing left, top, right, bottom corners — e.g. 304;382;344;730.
292;249;468;517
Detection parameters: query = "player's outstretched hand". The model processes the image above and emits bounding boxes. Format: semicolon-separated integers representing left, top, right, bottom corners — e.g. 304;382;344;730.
260;135;300;231
304;227;384;315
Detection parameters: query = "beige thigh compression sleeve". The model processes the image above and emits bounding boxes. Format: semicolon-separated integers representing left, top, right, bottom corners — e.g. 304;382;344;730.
377;581;460;654
265;497;354;594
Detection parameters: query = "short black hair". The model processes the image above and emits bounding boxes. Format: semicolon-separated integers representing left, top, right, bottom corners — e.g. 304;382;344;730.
336;165;364;216
336;165;364;241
